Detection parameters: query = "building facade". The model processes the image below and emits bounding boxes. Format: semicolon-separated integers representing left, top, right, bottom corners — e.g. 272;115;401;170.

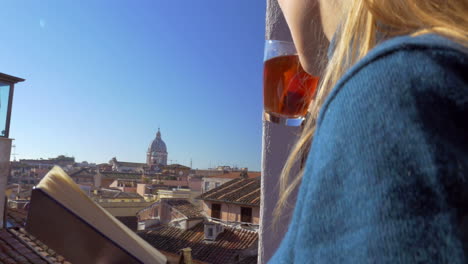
202;171;261;193
198;177;261;226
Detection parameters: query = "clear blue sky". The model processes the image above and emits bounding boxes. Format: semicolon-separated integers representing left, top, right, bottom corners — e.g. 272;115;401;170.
0;0;266;170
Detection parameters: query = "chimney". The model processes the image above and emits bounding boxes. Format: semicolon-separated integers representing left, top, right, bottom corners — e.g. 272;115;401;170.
240;171;248;179
178;248;193;264
94;171;102;188
137;221;146;231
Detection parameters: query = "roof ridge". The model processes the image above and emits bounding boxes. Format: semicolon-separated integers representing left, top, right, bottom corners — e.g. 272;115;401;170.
198;178;260;206
217;179;257;200
235;188;260;204
200;178;243;198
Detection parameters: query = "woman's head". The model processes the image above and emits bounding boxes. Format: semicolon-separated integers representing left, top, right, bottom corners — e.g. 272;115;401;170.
278;0;344;71
274;0;468;222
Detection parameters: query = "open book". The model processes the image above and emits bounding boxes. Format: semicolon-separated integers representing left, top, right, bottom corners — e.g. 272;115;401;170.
25;166;167;264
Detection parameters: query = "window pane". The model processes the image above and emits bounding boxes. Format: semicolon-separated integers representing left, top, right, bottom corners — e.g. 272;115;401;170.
0;82;10;137
211;203;221;219
241;207;252;223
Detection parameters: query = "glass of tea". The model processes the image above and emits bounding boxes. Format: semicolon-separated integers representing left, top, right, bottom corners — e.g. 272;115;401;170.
263;40;319;126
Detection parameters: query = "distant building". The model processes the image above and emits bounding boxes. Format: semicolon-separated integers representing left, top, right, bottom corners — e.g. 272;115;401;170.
109;179;139;193
10;155;77;184
192;169;227;177
146;128;168;168
202;171;261;193
216;165;232;171
68;168;95;185
137;199;205;231
137;178;202;205
90;188;145;203
198;177;261;226
89;188;151;217
10;162;43;185
97;163;113;172
137;183;169;198
104;129;169;174
158;188;197;202
137;197;258;264
95;171;146;188
109;157;146;173
161;163;190;176
19;155;75;170
75;161;97;168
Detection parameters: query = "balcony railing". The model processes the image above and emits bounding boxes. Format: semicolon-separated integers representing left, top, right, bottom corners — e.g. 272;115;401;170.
207;217;259;231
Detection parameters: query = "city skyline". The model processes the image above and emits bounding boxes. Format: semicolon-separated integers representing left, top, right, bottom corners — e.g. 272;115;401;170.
11;128;258;170
1;0;266;170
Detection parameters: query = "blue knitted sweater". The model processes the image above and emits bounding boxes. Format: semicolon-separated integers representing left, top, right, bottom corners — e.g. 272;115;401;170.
269;34;468;263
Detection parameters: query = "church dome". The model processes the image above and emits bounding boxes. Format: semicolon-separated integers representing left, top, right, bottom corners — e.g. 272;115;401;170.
148;129;167;153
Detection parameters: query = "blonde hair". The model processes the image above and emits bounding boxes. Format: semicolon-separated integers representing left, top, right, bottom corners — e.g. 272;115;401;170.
274;0;468;222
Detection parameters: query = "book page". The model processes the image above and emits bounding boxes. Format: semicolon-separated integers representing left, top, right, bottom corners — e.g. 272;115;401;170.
36;166;166;264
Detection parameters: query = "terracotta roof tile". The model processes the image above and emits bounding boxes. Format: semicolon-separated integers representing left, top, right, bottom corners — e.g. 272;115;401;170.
197;178;261;206
4;208;70;264
13;228;72;263
139;223;257;264
0;228;68;264
164;199;204;219
6;208;28;228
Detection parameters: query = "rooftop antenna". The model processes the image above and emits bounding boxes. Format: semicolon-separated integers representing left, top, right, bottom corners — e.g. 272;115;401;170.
190;158;192;169
11;144;18;162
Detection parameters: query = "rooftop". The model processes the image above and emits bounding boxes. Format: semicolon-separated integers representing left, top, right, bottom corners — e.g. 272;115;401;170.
4;208;70;264
162;164;191;170
110;158;146;168
206;172;261;179
0;72;25;83
68;168;95;178
6;208;27;228
163;199;204;219
139;222;257;264
99;171;145;179
197;178;261;206
7;228;70;264
92;189;144;199
99;171;142;179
